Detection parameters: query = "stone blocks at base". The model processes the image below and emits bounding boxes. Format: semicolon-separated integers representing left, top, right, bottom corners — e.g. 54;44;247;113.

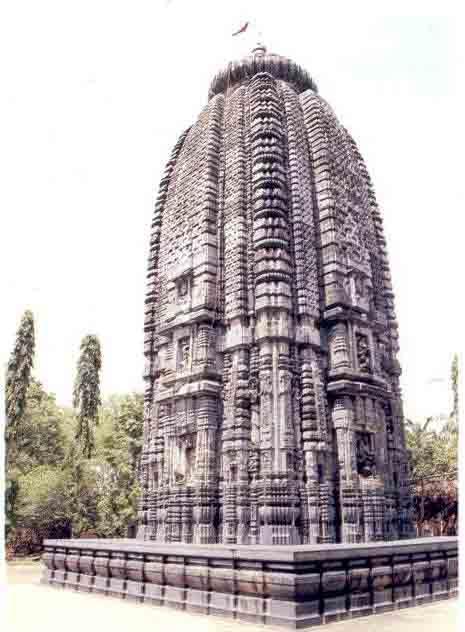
42;537;458;629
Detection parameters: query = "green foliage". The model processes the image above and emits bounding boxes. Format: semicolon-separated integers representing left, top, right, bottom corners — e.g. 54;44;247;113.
14;458;98;539
405;354;459;534
5;310;35;452
15;466;72;536
6;381;143;552
100;393;144;469
406;416;458;484
73;335;102;458
6;378;67;536
9;379;66;472
5;310;36;537
62;442;100;537
93;394;143;537
5;316;143;554
5;476;20;533
94;464;141;537
405;417;437;482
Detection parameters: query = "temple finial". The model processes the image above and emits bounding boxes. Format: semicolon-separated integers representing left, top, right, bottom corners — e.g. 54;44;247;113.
252;42;267;56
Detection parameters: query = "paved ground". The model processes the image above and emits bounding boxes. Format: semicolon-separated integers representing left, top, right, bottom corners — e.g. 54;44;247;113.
5;563;458;632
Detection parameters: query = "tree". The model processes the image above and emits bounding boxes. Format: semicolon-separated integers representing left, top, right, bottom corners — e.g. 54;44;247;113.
406;354;459;535
5;310;35;455
62;442;100;537
405;417;436;535
15;466;73;539
405;417;436;483
93;393;143;537
6;378;67;540
432;355;459;484
111;392;144;472
9;378;66;472
73;335;102;458
5;310;35;537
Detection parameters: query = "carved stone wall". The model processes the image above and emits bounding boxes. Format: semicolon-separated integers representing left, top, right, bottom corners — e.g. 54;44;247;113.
137;46;414;544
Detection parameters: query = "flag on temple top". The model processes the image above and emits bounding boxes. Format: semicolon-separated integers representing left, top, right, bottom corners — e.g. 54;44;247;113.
232;22;249;36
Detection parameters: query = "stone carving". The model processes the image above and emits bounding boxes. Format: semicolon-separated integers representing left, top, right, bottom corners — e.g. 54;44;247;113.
279;371;292;394
248;377;259;403
291;376;302;401
248;448;260;481
137;44;414;545
261;372;273;396
354;274;364;302
356;433;377;477
173;436;195;484
356;332;372;373
329;323;350;370
176;275;191;303
177;338;190;372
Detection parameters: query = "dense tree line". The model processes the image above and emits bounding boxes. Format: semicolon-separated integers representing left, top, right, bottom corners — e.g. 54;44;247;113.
5;311;143;557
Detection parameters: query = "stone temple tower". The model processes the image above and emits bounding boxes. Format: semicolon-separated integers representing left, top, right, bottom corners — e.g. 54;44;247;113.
137;45;414;545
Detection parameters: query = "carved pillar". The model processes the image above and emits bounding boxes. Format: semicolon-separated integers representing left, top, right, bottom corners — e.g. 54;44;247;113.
180;488;193;543
332;396;360;543
303;450;320;543
192;394;218;544
329;323;350;371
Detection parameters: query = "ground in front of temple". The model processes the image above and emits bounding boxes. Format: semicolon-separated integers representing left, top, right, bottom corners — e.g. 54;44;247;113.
6;561;458;632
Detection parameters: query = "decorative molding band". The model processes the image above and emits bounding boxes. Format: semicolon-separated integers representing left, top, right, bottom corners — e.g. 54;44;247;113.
42;537;458;628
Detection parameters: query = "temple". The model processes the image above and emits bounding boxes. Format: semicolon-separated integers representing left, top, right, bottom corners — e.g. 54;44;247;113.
137;45;415;545
41;46;458;627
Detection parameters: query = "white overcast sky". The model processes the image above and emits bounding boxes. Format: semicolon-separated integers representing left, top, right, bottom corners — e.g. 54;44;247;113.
1;1;462;421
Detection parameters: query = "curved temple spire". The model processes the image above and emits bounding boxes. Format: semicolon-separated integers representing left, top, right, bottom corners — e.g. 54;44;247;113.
137;50;415;544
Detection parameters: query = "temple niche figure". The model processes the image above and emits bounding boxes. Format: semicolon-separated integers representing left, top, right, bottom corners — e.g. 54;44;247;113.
356;333;372;373
173;436;195;484
178;338;190;372
356;433;376;477
138;44;414;545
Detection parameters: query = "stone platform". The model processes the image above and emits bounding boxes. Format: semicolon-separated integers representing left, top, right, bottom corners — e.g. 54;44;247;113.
42;537;458;629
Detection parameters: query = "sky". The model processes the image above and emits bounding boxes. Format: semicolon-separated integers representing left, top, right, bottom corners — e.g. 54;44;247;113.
1;0;462;421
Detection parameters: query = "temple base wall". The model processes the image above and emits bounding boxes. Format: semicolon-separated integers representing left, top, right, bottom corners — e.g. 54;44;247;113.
42;537;458;629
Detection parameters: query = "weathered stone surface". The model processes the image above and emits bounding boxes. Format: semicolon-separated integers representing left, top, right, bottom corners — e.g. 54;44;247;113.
138;45;414;546
42;538;458;628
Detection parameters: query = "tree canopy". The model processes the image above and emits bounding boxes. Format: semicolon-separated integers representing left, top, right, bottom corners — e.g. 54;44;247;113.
405;354;459;535
6;385;144;555
4;315;146;555
73;334;102;459
5;309;35;452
